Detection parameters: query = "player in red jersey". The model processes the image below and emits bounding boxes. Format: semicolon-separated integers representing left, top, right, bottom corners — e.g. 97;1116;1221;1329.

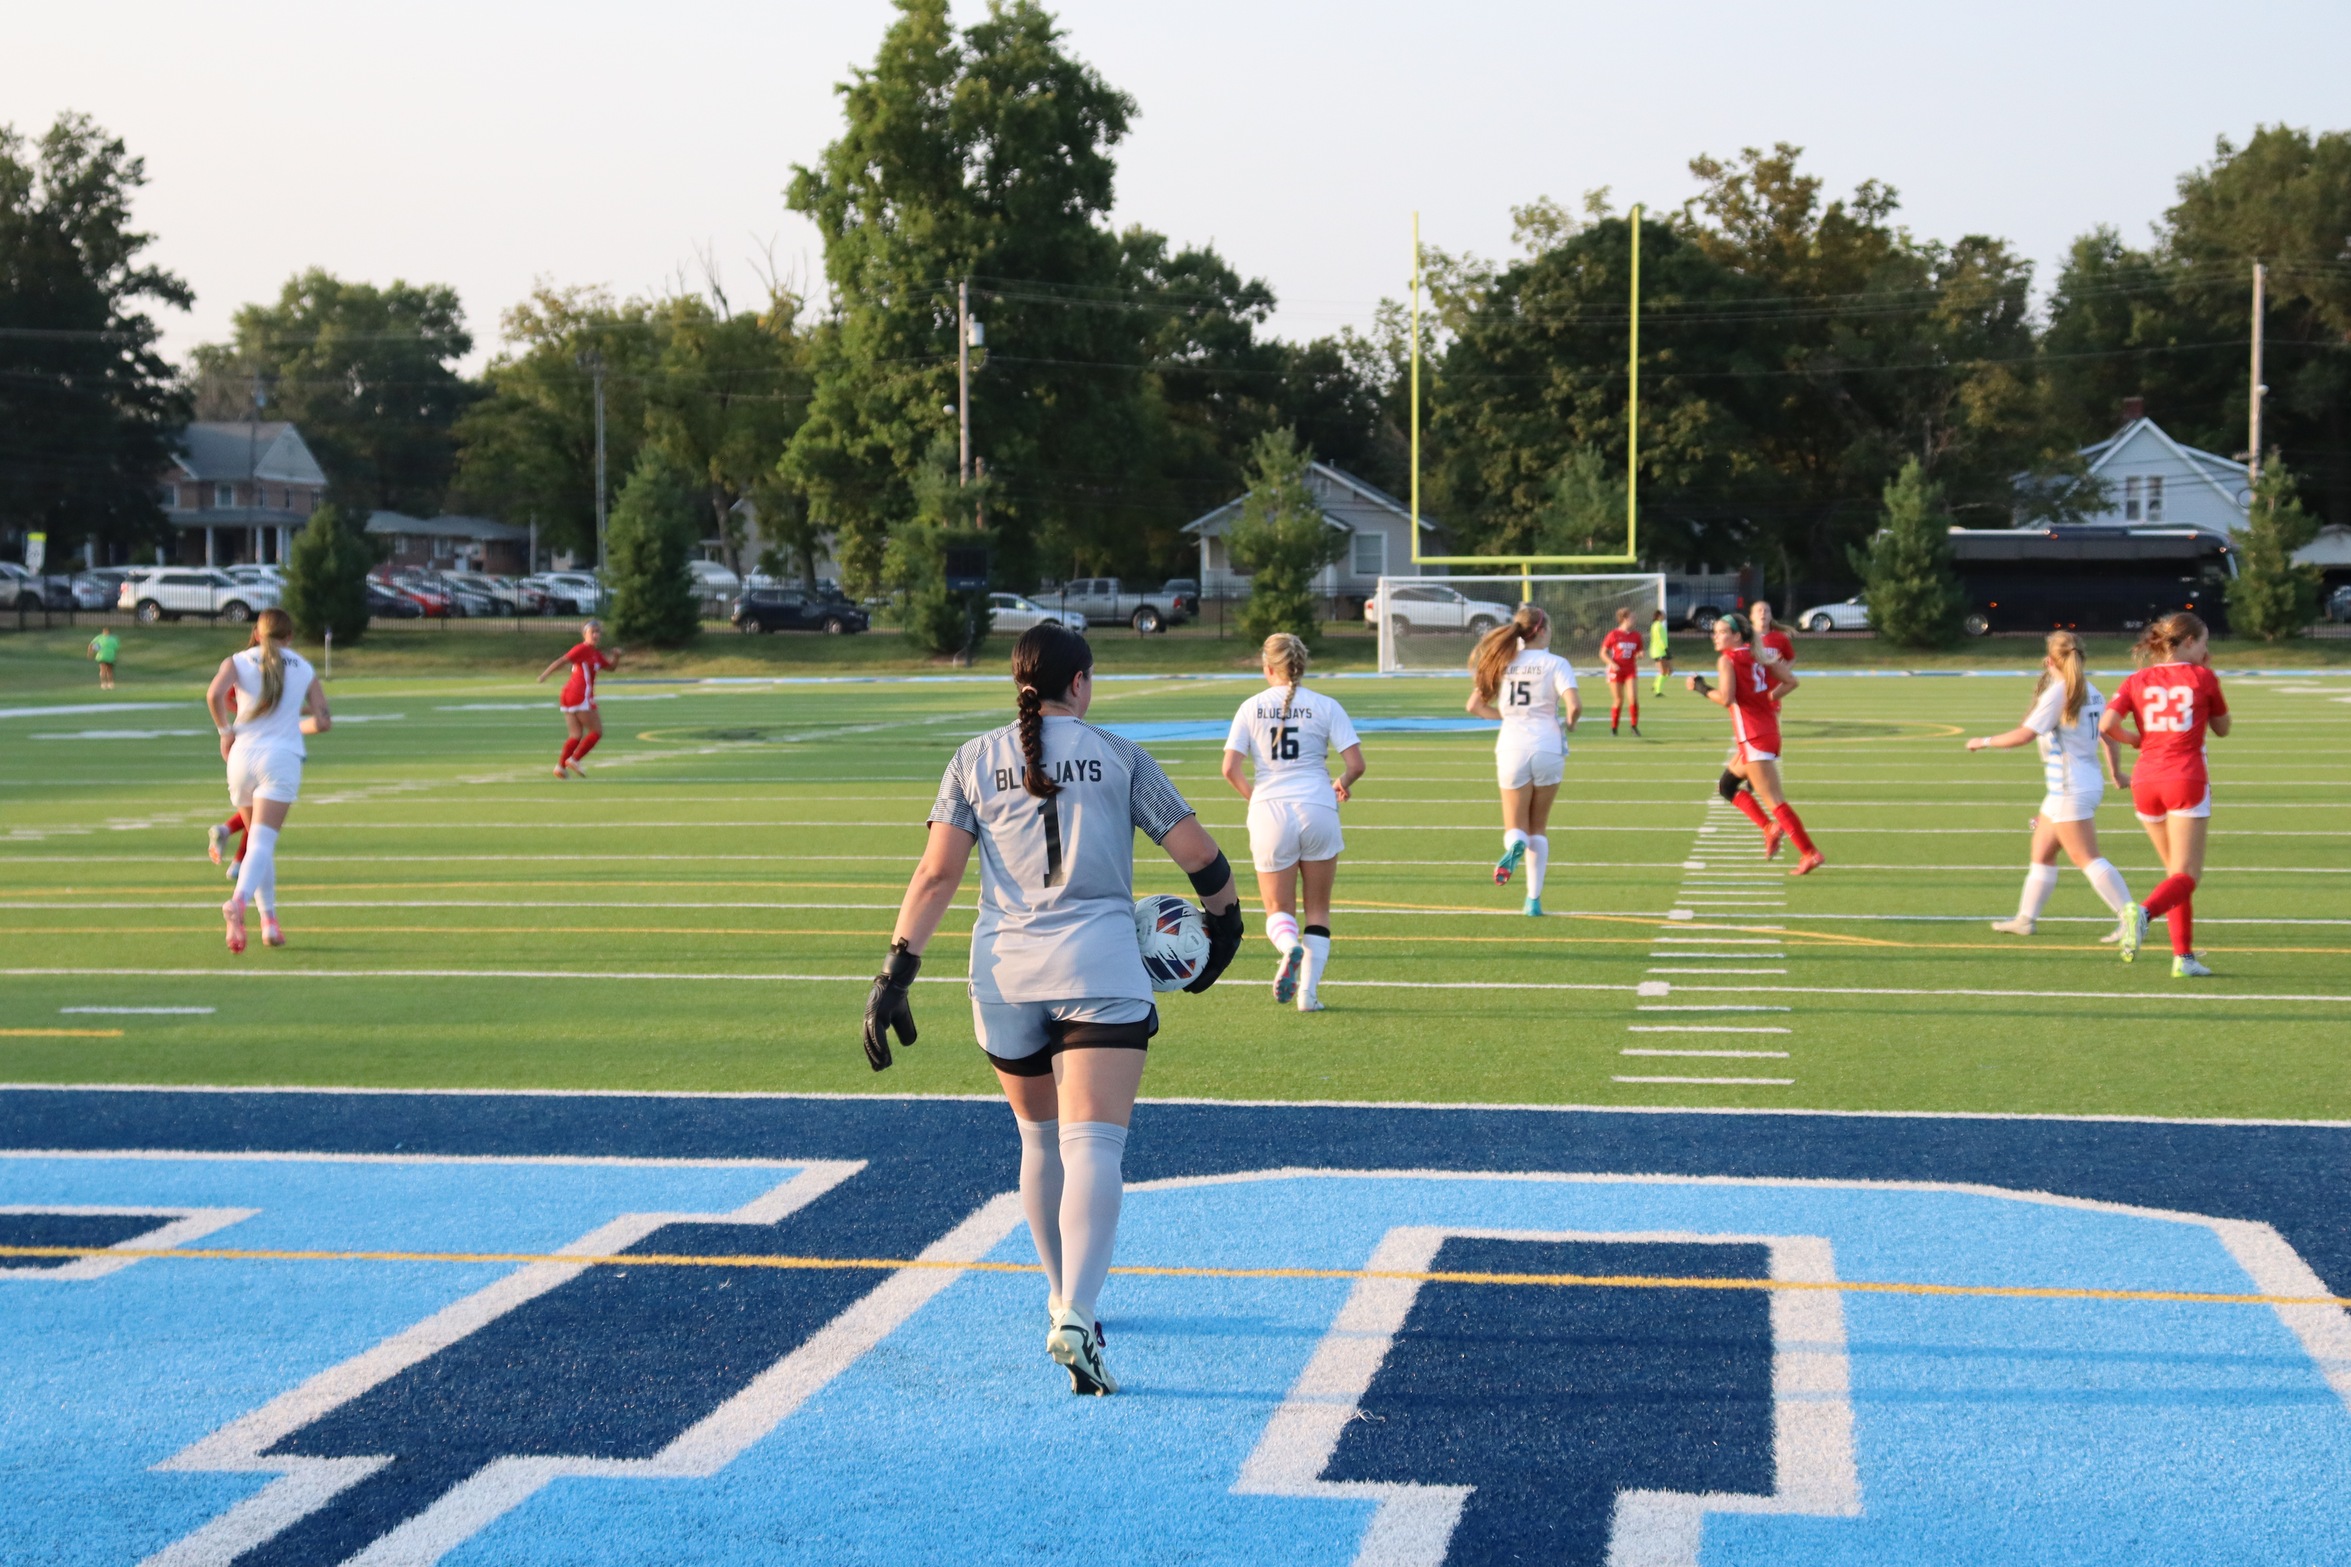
1598;608;1644;735
2100;611;2231;977
1752;600;1796;676
535;620;620;777
1690;613;1823;875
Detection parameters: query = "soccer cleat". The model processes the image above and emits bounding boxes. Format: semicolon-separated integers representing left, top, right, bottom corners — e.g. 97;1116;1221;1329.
1991;917;2034;936
567;758;588;777
2116;903;2147;963
1760;825;1784;861
1789;850;1825;878
226;858;240;883
1493;842;1524;885
1523;896;1543;918
1272;943;1305;1005
2098;927;2123;945
1297;996;1326;1013
552;764;568;779
2172;954;2213;979
1629;723;1640;737
207;824;229;866
222;896;247;956
1048;1305;1117;1395
261;916;285;948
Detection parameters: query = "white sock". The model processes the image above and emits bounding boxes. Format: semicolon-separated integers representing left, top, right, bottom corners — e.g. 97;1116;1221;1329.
1502;827;1528;858
1057;1120;1128;1320
1265;912;1300;953
1528;835;1550;898
234;824;277;907
1299;931;1330;1006
2016;863;2060;923
2083;858;2131;915
1015;1117;1064;1306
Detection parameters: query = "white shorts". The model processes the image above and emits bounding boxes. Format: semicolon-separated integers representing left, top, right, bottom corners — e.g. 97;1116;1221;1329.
971;996;1156;1072
1247;799;1345;872
1496;740;1565;791
226;745;302;809
559;701;599;716
2037;790;2103;824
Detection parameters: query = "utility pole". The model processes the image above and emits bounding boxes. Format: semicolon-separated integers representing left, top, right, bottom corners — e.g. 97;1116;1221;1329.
958;280;972;487
578;350;608;582
248;376;265;563
2247;261;2267;485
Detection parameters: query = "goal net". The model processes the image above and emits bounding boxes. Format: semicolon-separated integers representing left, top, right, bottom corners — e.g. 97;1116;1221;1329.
1374;573;1666;675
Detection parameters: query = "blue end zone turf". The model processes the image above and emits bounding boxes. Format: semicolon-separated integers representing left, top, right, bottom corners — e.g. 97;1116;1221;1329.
1;1090;2346;1565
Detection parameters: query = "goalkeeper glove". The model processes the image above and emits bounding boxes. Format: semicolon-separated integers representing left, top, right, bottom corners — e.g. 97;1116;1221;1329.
862;940;920;1071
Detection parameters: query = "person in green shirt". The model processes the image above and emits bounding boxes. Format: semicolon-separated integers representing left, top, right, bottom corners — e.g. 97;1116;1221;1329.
1646;610;1673;695
88;629;120;690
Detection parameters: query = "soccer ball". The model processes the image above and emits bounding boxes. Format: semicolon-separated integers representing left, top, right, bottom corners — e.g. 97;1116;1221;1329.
1134;894;1210;991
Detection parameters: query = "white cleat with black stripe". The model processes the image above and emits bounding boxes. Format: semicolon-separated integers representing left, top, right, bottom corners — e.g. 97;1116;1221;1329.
1048;1305;1117;1395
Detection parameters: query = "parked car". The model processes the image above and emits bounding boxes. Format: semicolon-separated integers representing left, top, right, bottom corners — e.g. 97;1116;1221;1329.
0;562;39;610
367;581;426;619
1367;582;1519;637
2329;584;2351;624
1160;578;1201;620
1042;577;1194;634
33;573;81;610
1796;597;1872;633
986;592;1086;633
117;568;281;624
370;572;450;617
434;571;520;615
223;564;285;588
526;572;606;615
731;585;869;635
69;570;129;611
689;560;742;598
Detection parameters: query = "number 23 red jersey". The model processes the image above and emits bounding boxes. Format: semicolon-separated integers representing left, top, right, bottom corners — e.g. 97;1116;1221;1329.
2109;662;2227;784
1600;629;1642;672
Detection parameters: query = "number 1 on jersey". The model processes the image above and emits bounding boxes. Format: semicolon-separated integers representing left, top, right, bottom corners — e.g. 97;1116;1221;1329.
1036;795;1064;887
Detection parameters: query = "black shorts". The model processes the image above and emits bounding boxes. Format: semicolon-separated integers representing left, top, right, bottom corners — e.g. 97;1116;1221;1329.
977;1000;1159;1077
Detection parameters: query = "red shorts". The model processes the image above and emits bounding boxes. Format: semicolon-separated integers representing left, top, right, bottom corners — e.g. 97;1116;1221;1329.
2132;772;2210;820
1607;662;1637;684
1732;709;1780;763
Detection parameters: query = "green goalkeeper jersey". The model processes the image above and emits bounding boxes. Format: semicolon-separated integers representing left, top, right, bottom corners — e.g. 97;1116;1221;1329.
1646;620;1669;658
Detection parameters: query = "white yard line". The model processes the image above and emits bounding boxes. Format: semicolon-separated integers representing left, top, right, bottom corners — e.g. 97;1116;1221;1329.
1614;1075;1795;1086
1621;1049;1792;1059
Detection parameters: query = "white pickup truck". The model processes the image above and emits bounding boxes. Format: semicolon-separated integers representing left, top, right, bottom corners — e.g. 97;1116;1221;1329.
1367;583;1519;638
118;568;282;624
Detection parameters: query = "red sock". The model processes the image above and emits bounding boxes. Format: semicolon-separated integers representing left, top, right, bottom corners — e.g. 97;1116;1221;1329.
1730;792;1772;832
2167;901;2194;957
1610;702;1621;728
1771;803;1819;858
2143;874;2195;919
1629;697;1639;726
558;737;580;765
572;731;602;761
224;811;248;863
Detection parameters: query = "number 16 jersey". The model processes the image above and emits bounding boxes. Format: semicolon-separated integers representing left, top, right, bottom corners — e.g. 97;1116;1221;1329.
2109;662;2228;789
1223;685;1360;807
930;716;1197;1004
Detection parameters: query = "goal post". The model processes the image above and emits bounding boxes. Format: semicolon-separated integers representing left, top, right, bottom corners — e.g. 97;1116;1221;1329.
1374;573;1666;675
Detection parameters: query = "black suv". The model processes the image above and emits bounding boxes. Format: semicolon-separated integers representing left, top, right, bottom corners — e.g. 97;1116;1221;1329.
732;586;869;635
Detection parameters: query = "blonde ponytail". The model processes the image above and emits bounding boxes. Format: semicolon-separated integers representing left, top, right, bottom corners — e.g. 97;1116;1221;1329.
1261;632;1309;720
2041;630;2088;725
249;607;294;717
1471;605;1547;706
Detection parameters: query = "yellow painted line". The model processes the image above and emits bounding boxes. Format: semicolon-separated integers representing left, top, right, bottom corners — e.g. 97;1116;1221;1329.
1;1244;2343;1310
0;1028;123;1038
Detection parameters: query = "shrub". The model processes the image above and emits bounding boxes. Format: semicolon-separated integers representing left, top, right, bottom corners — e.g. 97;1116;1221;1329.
2226;462;2322;641
1227;429;1345;648
279;504;376;645
606;450;704;646
1855;459;1962;648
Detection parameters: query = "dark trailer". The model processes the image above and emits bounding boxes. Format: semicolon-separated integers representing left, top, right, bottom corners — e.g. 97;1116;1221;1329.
1947;526;2235;637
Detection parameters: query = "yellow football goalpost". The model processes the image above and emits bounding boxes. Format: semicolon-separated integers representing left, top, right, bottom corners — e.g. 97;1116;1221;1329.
1406;205;1643;599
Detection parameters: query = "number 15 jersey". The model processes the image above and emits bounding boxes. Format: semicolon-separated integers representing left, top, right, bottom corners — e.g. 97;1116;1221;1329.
930;716;1197;1004
1224;686;1360;807
2109;663;2227;788
1496;650;1579;757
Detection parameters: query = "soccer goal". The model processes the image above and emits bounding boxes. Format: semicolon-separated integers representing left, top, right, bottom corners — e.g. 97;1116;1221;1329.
1374;573;1666;674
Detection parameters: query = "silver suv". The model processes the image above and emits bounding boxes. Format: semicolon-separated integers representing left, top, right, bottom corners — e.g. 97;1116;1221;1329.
118;568;283;624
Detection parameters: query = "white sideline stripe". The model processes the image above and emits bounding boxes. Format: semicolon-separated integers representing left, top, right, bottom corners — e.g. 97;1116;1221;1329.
1644;968;1789;975
1638;1005;1795;1014
1623;1049;1791;1059
1615;1075;1796;1086
1627;1026;1794;1035
0;702;183;721
60;1006;216;1015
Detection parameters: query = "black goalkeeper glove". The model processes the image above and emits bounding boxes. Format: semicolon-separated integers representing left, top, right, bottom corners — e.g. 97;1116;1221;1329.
1185;900;1245;995
862;941;921;1071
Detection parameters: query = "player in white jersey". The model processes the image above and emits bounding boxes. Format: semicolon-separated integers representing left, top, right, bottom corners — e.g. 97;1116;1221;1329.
202;608;331;954
1465;604;1580;916
868;624;1243;1396
1964;631;2132;937
1220;634;1366;1011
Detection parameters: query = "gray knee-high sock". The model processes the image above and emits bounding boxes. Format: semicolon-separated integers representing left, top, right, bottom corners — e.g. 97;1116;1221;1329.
1057;1120;1129;1320
1015;1117;1064;1306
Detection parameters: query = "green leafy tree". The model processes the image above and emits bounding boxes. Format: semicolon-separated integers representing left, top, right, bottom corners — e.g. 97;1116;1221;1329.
2227;461;2323;640
279;503;377;645
0;113;190;562
643;288;810;573
192;270;475;515
883;438;995;657
1855;459;1962;648
1530;446;1628;555
1227;429;1344;648
604;450;702;646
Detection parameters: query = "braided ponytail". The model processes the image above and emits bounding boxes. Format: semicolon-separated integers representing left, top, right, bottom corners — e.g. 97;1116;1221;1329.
1261;632;1309;721
1010;623;1094;800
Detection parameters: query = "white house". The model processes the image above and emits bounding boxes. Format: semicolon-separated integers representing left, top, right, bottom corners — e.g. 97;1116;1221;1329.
2056;401;2252;534
1182;462;1449;605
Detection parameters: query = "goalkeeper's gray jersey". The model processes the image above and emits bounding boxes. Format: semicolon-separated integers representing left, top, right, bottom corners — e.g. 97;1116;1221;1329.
929;716;1195;1003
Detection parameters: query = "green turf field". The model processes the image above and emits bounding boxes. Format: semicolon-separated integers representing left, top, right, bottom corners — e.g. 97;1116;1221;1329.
3;630;2346;1119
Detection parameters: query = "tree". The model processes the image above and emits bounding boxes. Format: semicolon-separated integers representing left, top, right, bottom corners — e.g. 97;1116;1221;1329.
2227;461;2323;640
1855;459;1961;648
1226;429;1344;647
604;450;702;646
0;113;190;563
642;288;810;574
192;271;476;515
883;439;996;657
1530;446;1628;555
279;503;377;645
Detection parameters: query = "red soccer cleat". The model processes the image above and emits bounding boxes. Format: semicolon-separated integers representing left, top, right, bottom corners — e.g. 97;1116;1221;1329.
222;896;248;955
262;916;286;948
1789;850;1826;877
1761;825;1785;861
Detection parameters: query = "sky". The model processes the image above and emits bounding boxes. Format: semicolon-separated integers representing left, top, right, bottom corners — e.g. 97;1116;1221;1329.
8;0;2346;370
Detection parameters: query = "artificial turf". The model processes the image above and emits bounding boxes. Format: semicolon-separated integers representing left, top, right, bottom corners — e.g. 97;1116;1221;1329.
2;628;2346;1120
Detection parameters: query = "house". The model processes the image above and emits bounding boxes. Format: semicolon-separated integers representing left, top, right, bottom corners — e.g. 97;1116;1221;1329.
1182;463;1450;606
2292;524;2351;589
157;422;328;566
364;512;534;575
2043;400;2252;534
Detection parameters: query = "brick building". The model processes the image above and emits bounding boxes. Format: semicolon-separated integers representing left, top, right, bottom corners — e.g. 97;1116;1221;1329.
158;422;327;566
